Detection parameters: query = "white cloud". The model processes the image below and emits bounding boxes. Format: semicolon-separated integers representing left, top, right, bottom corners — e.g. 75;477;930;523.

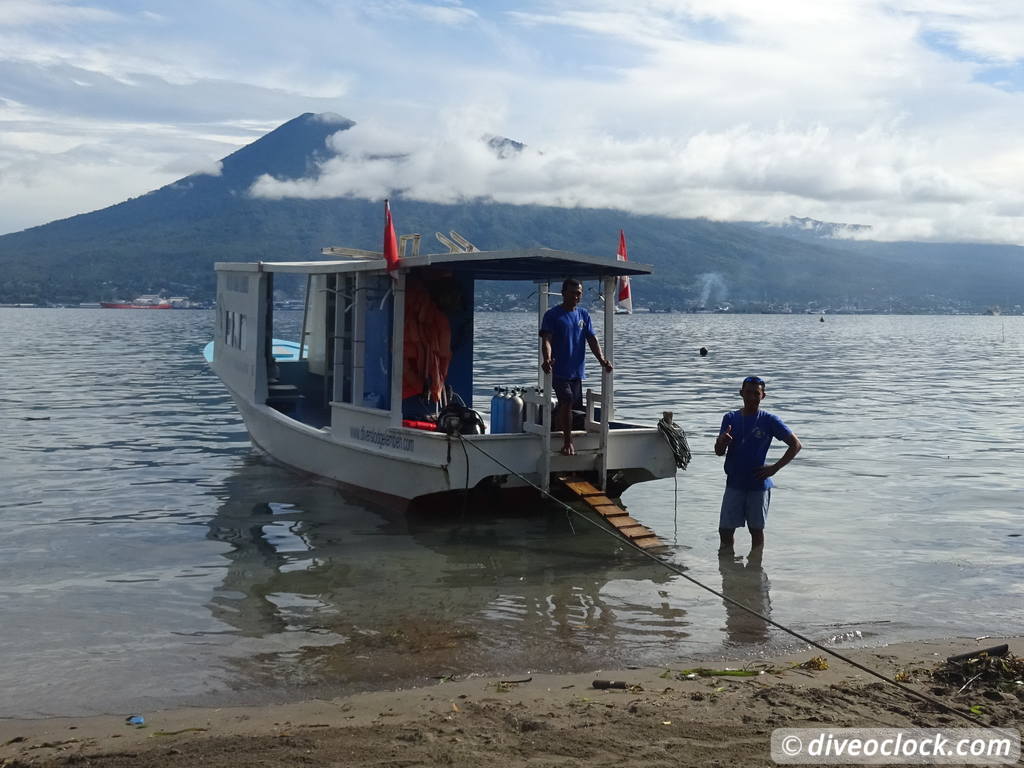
0;0;120;27
361;1;478;26
407;1;479;26
251;117;1024;243
898;0;1024;62
0;145;180;233
0;104;247;232
169;157;223;177
4;1;1024;243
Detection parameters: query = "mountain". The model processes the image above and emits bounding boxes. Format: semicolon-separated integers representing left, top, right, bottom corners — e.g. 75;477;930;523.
0;113;1021;312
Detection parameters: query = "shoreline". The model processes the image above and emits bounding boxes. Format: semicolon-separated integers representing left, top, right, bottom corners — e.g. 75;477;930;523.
3;636;1020;767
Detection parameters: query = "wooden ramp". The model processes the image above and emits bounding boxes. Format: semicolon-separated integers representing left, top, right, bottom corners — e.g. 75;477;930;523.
558;478;663;549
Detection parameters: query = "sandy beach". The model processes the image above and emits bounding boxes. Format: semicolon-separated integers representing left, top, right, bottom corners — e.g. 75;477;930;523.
2;637;1020;767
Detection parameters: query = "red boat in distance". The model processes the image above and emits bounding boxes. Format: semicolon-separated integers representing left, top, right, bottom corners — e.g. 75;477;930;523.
101;295;173;309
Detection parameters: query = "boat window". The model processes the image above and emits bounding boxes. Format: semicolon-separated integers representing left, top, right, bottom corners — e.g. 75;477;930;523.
306;275;328;376
360;275;393;410
224;273;249;294
332;274;355;405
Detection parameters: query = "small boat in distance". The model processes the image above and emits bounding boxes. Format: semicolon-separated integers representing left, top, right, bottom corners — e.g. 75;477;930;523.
203;228;682;506
101;294;172;309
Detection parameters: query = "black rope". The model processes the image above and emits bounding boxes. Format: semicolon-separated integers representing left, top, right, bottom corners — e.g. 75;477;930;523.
447;433;472;518
460;434;470;518
455;434;1006;733
657;417;692;470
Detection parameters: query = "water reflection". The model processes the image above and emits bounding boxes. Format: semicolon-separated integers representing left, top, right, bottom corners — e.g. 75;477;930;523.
718;549;772;645
4;310;1024;717
203;457;686;694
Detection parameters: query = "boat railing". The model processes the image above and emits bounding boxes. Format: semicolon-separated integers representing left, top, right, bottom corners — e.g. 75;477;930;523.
434;230;478;254
584;375;611;491
521;372;554;490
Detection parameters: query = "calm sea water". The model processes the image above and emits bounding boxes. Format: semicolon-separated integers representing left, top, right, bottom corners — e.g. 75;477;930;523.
1;308;1021;719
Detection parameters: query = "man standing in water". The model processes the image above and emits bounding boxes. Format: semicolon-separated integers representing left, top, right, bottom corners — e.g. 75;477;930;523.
714;376;801;550
540;278;613;455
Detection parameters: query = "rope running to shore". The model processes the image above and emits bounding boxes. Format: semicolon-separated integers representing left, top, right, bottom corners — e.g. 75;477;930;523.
456;434;1008;734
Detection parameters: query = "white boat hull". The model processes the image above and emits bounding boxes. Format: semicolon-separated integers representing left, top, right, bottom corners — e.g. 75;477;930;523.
228;388;676;503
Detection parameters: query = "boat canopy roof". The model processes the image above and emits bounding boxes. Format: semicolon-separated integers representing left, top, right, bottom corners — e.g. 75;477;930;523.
215;247;652;281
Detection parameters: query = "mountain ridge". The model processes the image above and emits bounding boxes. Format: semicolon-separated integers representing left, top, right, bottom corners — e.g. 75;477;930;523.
0;112;1020;312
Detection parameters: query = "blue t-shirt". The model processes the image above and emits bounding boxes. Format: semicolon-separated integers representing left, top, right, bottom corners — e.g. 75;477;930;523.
540;305;595;380
721;409;792;491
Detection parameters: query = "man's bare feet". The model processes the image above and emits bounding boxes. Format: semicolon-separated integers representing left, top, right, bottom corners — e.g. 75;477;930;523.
561;442;576;456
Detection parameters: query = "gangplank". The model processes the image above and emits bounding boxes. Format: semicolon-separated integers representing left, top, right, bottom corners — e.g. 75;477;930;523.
558;478;663;549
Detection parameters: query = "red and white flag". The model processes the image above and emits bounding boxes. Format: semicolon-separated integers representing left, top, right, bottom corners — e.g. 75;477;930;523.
383;199;400;278
616;229;632;313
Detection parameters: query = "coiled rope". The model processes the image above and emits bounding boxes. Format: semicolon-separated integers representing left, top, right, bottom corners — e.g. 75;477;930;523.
657;416;692;470
656;416;690;541
455;433;1006;733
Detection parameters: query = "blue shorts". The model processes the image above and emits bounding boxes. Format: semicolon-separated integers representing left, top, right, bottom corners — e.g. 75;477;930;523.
719;487;770;530
552;377;583;410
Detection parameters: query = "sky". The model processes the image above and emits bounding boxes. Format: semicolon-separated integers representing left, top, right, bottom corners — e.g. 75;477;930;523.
3;0;1024;244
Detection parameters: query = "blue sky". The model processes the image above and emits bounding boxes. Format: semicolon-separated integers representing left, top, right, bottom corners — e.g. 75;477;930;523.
3;0;1024;244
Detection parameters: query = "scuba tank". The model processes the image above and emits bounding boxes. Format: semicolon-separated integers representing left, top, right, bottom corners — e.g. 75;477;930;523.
499;387;512;434
490;387;504;434
509;388;524;433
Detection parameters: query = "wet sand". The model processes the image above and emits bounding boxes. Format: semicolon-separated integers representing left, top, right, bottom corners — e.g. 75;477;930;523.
2;637;1020;767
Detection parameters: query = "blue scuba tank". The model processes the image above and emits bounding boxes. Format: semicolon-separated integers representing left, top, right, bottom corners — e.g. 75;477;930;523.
490;387;504;434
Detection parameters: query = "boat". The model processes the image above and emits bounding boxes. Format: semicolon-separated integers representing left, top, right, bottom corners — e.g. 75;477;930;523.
204;230;681;505
100;302;173;309
101;294;173;309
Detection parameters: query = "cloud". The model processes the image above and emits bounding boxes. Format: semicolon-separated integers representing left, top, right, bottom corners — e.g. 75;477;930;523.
163;157;223;177
0;104;246;232
250;115;1024;244
359;1;478;26
901;0;1024;62
0;0;120;27
313;112;354;126
0;60;345;123
404;1;479;26
0;143;184;234
5;1;1024;243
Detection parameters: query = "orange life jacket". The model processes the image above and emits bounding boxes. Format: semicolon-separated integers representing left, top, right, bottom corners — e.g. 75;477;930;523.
402;279;452;402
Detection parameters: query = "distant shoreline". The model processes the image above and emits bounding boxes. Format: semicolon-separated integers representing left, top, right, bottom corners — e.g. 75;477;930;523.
0;305;1018;316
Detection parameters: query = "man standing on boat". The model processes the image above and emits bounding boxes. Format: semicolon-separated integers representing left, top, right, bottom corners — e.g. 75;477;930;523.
540;278;613;456
714;376;801;550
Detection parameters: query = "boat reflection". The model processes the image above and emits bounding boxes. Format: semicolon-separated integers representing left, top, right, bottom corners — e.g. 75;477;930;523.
203;457;685;693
